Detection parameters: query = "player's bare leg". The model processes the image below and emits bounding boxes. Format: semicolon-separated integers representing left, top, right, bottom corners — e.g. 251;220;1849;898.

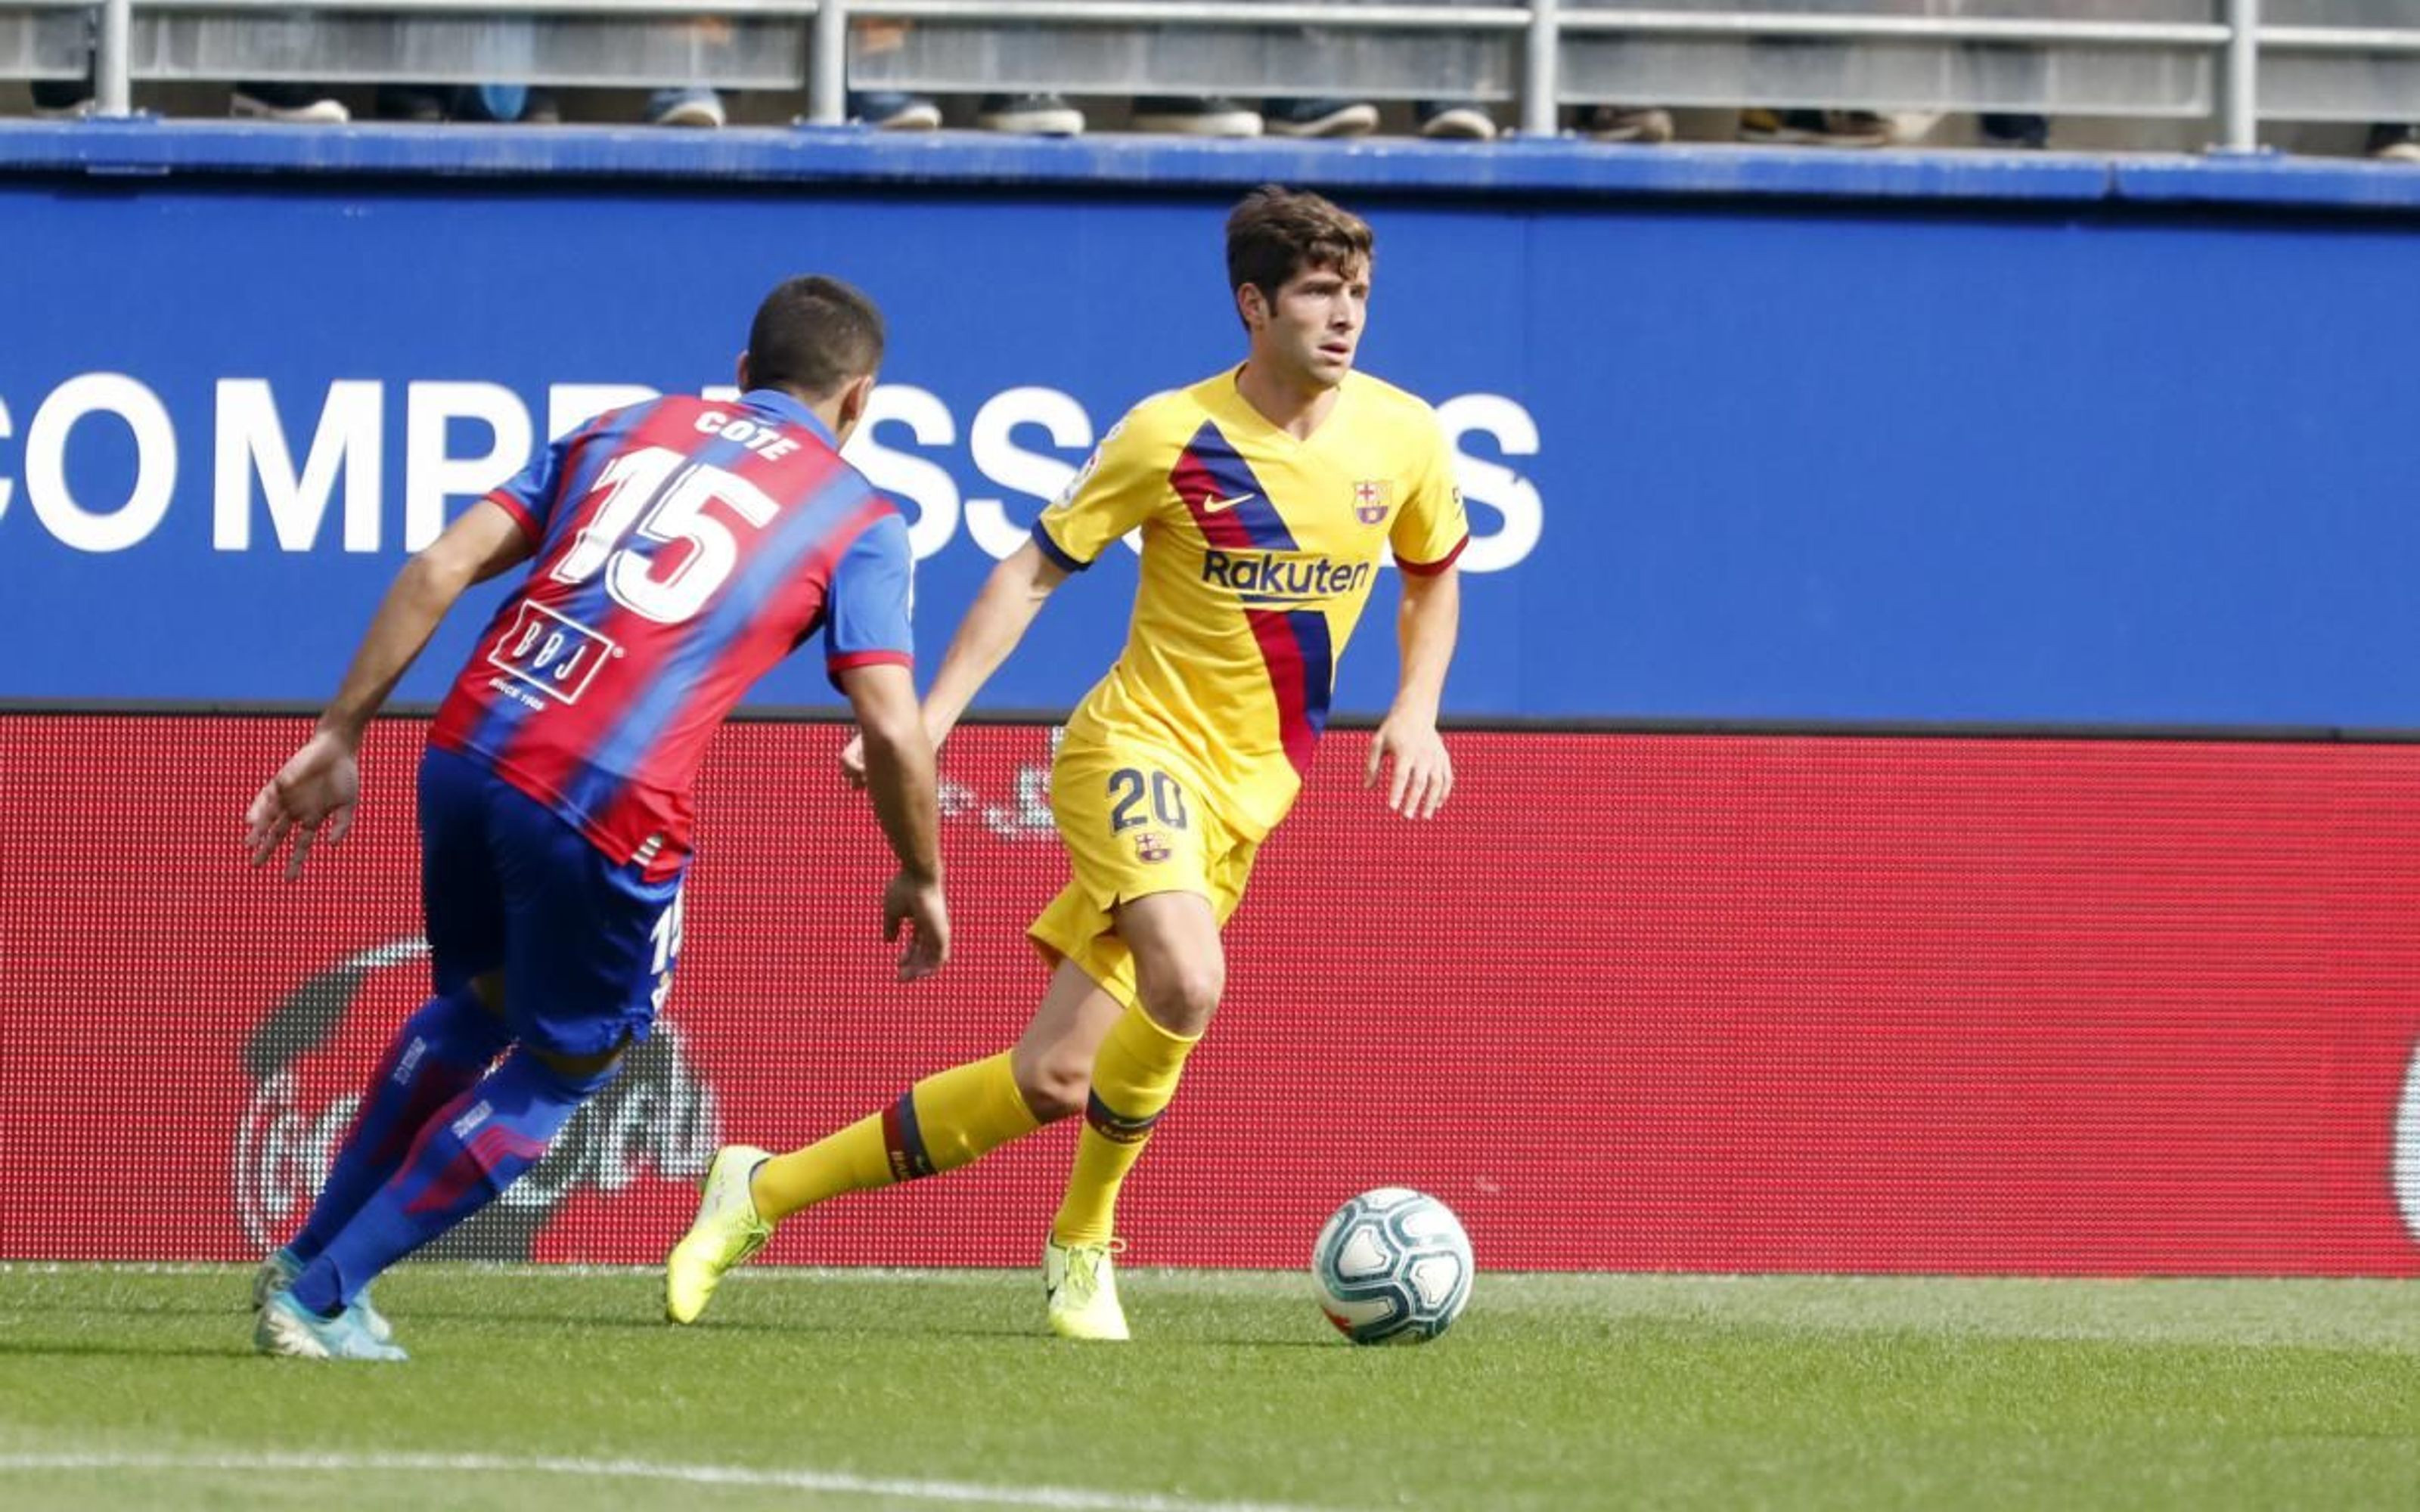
1046;891;1224;1341
1010;958;1129;1120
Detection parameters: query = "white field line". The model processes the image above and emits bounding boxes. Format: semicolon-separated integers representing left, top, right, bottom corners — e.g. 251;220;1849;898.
0;1452;1364;1512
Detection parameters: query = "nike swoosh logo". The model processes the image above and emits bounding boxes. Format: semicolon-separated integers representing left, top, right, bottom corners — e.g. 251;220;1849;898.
1201;491;1256;514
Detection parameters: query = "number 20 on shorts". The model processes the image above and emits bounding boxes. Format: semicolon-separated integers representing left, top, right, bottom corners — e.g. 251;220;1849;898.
1106;768;1189;835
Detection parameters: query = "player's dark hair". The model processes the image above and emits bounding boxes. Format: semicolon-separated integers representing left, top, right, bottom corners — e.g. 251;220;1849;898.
1226;186;1374;327
746;275;886;399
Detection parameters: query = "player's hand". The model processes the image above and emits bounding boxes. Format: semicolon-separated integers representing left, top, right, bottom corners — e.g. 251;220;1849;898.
244;729;361;880
1365;713;1453;820
883;869;950;981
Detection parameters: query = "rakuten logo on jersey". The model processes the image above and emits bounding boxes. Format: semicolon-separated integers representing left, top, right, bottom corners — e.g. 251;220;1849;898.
1200;549;1375;604
0;378;1547;572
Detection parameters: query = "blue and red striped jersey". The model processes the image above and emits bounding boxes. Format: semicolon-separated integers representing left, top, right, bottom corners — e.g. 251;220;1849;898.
430;389;912;877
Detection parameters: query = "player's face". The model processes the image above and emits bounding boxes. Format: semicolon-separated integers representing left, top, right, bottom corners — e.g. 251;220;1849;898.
1255;258;1370;390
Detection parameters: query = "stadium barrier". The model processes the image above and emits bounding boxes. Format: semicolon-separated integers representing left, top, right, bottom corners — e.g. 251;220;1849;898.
5;710;2417;1275
16;0;2420;148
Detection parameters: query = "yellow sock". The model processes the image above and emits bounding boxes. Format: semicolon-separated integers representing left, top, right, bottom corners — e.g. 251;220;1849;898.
750;1051;1039;1222
1051;1004;1199;1246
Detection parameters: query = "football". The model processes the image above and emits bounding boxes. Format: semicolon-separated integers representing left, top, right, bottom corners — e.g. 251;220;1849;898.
1311;1187;1474;1345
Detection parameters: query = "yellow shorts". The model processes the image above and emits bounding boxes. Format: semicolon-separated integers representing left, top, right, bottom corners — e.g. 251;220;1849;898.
1028;740;1259;1009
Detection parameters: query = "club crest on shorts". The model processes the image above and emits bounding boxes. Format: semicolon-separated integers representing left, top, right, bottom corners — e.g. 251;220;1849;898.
1352;479;1392;526
1135;830;1172;863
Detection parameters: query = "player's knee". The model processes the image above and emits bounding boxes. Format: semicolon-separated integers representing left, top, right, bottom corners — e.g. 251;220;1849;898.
530;1040;623;1084
468;973;507;1018
1137;961;1224;1036
1015;1056;1090;1123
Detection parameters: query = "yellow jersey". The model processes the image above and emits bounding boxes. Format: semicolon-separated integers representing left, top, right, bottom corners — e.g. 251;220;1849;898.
1032;367;1469;838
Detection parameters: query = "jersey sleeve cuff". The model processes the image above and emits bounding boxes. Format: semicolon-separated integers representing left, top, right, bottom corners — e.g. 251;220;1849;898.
483;488;543;544
1395;534;1469;577
825;649;914;689
1031;520;1091;574
828;649;914;673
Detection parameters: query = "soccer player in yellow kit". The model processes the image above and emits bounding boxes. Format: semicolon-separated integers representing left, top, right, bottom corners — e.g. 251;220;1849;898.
666;186;1467;1340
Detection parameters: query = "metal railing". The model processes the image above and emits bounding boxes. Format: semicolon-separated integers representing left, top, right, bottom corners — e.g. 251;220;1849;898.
11;0;2420;153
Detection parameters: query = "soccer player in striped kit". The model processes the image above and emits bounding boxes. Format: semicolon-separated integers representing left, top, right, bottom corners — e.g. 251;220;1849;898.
244;274;948;1360
667;188;1466;1340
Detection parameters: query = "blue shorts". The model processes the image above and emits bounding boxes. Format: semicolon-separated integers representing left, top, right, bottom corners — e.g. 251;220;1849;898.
418;745;684;1059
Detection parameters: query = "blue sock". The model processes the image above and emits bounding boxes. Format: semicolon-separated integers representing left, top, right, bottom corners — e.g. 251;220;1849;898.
289;1050;613;1317
287;988;509;1267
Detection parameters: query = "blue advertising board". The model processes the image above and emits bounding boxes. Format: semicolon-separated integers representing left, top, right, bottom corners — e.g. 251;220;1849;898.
5;127;2418;726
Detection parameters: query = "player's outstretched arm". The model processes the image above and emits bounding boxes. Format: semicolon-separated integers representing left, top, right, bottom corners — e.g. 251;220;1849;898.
1365;565;1461;820
920;540;1071;748
839;540;1069;788
244;500;535;879
841;661;950;981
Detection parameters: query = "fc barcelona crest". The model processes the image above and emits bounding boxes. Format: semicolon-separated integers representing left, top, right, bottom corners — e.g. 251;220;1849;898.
1352;479;1392;525
1135;830;1172;864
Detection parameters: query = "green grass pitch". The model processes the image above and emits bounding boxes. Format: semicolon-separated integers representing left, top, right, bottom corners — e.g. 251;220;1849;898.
1;1265;2414;1510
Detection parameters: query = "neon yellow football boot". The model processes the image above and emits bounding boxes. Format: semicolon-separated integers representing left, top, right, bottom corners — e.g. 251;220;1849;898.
1044;1235;1131;1341
665;1145;773;1324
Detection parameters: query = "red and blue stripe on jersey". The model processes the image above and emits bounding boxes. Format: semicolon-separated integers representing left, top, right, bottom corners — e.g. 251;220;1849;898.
430;392;911;879
1171;420;1334;777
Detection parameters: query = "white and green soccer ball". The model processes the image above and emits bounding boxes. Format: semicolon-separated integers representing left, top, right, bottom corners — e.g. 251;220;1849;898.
1311;1187;1474;1346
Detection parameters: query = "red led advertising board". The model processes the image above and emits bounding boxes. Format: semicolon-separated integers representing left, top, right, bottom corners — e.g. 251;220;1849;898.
3;715;2415;1274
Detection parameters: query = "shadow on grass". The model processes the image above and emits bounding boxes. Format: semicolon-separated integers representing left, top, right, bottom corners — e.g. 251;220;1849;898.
0;1291;253;1323
108;1298;253;1321
377;1300;1037;1340
658;1318;1342;1352
346;1300;1340;1352
0;1340;256;1362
